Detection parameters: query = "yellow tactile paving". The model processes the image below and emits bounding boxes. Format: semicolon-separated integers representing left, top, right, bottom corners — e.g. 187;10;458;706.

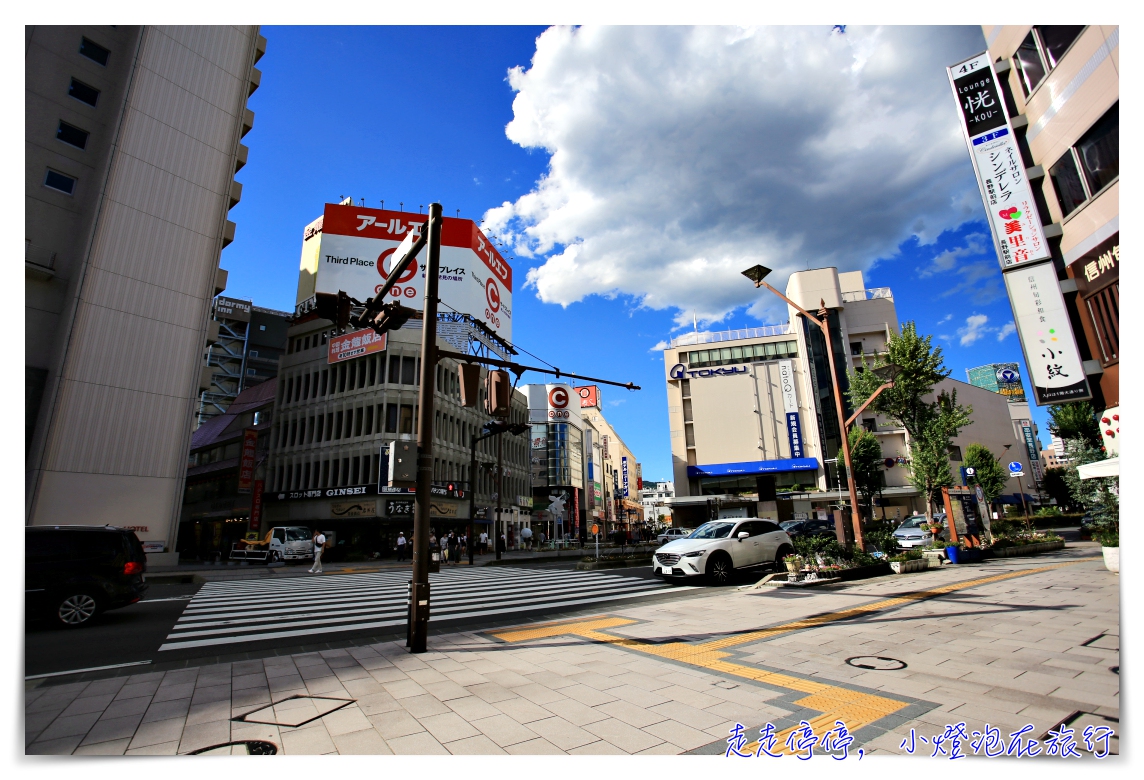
489;558;1086;751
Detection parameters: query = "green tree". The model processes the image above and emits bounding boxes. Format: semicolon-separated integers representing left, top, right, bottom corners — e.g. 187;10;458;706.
1062;439;1119;525
847;321;972;521
1041;466;1073;510
838;426;884;521
846;321;950;440
907;398;972;520
1048;402;1101;450
962;444;1008;503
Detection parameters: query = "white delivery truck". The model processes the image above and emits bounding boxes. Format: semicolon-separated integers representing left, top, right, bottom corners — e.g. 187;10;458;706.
229;526;314;564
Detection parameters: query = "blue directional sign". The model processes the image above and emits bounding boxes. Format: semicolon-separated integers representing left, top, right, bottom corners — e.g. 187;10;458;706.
1008;461;1023;473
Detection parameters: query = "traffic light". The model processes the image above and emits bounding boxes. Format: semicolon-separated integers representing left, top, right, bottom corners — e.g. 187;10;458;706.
314;291;352;332
485;369;511;419
459;363;481;408
371;301;418;334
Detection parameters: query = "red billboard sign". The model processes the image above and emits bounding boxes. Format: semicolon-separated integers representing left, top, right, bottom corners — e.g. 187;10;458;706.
238;428;258;492
577;385;600;408
328;328;387;364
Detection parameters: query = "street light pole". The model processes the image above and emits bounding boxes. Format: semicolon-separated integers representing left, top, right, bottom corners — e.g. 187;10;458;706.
741;265;866;550
408;203;443;654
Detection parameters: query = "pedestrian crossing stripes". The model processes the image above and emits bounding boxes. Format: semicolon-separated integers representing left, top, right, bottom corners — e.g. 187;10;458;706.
158;567;693;652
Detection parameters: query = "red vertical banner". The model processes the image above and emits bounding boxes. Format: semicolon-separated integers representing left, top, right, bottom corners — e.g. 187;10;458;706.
238;428;258;492
250;480;264;533
573;489;580;537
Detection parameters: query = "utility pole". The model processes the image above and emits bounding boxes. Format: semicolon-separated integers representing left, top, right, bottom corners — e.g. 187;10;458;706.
408;203;442;654
496;432;503;559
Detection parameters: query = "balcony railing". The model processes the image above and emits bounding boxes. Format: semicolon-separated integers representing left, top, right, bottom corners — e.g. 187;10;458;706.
841;287;893;302
668;323;792;349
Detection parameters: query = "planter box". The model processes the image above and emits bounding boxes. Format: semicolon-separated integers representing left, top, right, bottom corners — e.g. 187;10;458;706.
922;550;947;568
946;546;982;564
984;540;1065;559
838;562;893;581
1103;546;1119;574
890;559;929;574
575;557;653;571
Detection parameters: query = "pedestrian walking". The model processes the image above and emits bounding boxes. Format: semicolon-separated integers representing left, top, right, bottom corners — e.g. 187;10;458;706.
309;530;326;574
447;532;459;565
521;526;533;551
396;532;407;562
480;531;488;555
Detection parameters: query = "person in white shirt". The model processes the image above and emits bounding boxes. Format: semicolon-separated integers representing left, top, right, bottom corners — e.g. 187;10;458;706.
521;526;533;551
479;531;488;555
309;531;326;574
396;532;407;562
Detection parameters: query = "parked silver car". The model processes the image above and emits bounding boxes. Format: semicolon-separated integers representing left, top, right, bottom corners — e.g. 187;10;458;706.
656;528;692;546
892;514;947;548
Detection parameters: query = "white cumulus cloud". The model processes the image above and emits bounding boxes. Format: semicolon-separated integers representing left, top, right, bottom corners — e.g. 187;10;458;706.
957;313;990;346
485;25;987;328
996;322;1016;341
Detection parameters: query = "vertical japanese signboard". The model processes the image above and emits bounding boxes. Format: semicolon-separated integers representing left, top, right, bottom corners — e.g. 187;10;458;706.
947;53;1051;270
778;360;804;458
1004;263;1090;403
622;456;630;498
238;428;258;492
250;480;264;533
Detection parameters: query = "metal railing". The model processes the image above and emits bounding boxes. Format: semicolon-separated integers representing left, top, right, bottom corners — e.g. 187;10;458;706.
841;287;893;302
668;323;792;349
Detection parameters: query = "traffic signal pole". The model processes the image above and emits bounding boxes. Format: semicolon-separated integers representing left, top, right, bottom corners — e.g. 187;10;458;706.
408;203;443;654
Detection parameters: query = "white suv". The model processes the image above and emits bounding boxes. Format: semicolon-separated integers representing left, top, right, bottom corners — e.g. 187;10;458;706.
656;528;691;545
655;519;793;585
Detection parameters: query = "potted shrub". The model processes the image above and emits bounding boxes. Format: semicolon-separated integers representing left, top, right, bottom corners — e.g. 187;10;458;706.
1098;529;1119;574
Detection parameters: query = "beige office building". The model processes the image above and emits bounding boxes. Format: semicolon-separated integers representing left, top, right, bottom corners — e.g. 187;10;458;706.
26;26;264;562
981;26;1118;419
663;268;1033;527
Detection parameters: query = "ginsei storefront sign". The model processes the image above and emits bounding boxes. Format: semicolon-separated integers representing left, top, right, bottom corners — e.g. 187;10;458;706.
947;53;1050;270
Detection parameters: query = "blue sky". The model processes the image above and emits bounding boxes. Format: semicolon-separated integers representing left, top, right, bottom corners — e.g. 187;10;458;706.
224;25;1050;483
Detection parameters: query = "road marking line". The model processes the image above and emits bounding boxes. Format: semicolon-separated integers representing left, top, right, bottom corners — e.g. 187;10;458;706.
26;660;152;680
490;558;1086;752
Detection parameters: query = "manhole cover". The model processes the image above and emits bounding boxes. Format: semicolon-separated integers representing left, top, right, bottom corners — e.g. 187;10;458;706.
190;740;277;755
845;655;907;671
234;695;355;728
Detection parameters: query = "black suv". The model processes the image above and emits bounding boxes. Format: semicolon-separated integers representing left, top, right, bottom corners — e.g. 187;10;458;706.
25;526;148;627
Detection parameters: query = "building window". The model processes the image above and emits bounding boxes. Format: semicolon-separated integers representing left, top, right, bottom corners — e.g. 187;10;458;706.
79;36;110;66
1049;103;1118;218
1086;283;1119;364
680;378;690;398
1012;26;1085;97
68;78;100;107
249;350;258;357
850;342;863;356
43;169;77;195
862;418;877;432
684;340;798;368
948;445;963;462
259;324;267;331
56;121;90;150
246;368;256;376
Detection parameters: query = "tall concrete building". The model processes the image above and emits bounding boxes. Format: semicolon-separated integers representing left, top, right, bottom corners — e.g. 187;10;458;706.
263;318;530;559
662;269;1033;527
980;26;1118;417
26;26;265;562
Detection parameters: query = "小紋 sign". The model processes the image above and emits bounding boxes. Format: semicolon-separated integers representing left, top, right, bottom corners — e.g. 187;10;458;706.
947;53;1051;271
1004;262;1091;405
328;328;387;364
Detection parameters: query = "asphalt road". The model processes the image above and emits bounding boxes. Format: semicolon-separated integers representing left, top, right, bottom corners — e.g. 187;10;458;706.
24;564;711;679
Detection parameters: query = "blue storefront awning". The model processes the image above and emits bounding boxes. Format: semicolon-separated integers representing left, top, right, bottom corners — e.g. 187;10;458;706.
687;458;820;479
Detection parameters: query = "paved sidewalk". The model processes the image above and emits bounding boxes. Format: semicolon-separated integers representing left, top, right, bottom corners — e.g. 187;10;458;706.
25;544;1118;756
